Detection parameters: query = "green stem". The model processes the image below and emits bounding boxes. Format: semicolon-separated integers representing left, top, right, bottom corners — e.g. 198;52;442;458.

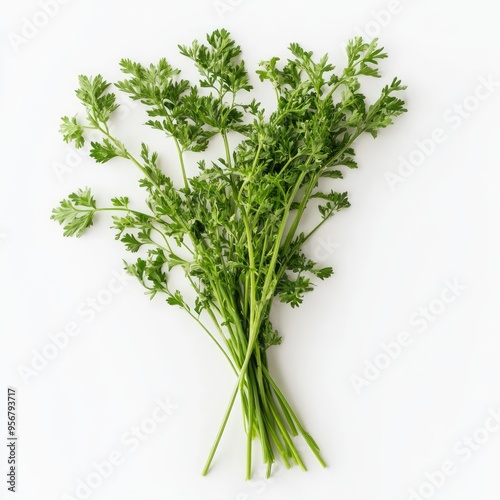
173;139;189;191
249;366;274;467
201;204;261;474
246;372;255;480
201;323;260;476
183;306;237;374
262;365;326;467
267;398;306;470
259;166;308;304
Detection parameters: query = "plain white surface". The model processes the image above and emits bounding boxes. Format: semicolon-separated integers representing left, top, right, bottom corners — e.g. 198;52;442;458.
1;1;500;499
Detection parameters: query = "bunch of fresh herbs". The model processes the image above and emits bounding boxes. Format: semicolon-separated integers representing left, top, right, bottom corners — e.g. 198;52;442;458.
52;29;406;478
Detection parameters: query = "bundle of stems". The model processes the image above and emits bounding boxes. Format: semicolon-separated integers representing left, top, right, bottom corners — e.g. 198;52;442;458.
52;29;406;478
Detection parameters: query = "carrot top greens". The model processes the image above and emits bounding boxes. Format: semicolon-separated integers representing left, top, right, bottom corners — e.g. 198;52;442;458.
52;29;406;478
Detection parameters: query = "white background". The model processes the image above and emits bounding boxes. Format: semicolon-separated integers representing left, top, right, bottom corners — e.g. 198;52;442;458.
1;1;500;499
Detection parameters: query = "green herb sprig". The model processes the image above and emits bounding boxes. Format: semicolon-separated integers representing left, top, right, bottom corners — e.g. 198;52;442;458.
53;29;406;478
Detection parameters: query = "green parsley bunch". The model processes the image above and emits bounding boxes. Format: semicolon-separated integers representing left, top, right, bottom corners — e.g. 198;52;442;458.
52;29;406;478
